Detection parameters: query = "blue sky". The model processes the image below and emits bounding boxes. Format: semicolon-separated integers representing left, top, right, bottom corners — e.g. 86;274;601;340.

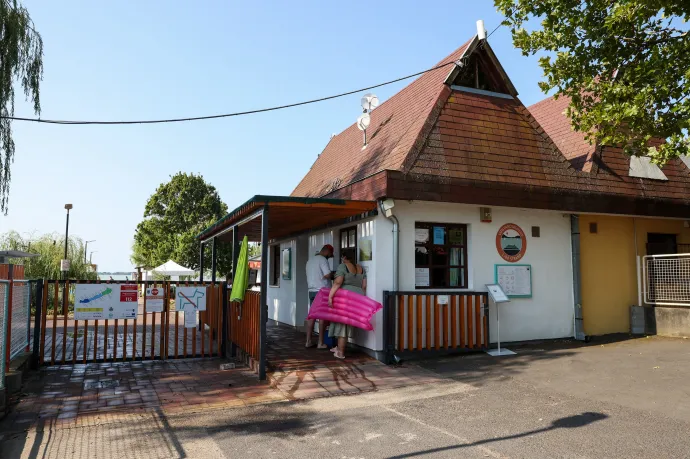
2;1;549;271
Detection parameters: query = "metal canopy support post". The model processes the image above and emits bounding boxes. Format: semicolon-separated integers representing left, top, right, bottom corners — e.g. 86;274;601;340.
258;205;269;380
211;237;217;283
230;227;238;357
199;242;205;283
31;280;44;369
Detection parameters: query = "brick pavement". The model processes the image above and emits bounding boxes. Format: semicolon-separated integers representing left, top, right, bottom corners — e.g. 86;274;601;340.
3;322;447;432
266;322;444;400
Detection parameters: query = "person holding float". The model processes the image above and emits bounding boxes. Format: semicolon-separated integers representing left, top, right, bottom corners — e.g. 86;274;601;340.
327;250;367;359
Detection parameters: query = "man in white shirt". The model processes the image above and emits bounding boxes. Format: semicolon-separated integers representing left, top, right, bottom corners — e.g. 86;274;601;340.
305;244;334;348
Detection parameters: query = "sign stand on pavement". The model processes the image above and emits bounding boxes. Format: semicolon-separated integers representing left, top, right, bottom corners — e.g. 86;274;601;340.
485;284;516;356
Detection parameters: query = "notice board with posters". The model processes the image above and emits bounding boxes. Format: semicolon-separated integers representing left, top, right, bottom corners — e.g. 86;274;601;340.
495;264;532;298
74;284;139;320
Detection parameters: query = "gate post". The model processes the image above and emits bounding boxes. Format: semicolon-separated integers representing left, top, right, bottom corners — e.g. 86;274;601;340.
31;280;44;370
221;281;229;358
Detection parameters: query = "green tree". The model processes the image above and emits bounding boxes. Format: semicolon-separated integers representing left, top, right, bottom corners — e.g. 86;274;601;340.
1;1;44;213
0;231;97;279
131;172;232;276
496;0;690;163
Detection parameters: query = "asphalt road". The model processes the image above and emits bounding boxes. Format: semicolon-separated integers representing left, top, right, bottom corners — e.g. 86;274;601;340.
3;336;690;458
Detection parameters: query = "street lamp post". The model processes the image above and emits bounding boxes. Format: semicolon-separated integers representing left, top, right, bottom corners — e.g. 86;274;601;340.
62;204;73;279
84;240;95;263
90;251;97;264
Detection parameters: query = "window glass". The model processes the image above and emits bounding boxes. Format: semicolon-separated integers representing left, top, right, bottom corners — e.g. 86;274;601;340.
414;222;468;289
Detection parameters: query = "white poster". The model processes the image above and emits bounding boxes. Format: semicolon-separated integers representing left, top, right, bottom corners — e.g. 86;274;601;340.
415;228;430;243
496;265;532;297
145;287;165;313
415;268;430;287
177;286;207;311
74;284;138;320
184;309;197;328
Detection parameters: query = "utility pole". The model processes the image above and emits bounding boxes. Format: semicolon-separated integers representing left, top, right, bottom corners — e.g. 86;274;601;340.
84;240;95;263
62;204;73;279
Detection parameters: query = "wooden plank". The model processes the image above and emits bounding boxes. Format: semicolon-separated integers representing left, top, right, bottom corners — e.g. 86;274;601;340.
450;295;458;348
73;317;78;364
93;320;98;362
483;304;488;348
458;294;467;347
82;319;88;364
62;281;69;364
216;285;222;356
183;281;188;358
201;284;206;357
406;295;413;350
40;281;48;365
434;296;440;350
396;295;404;351
192;282;197;357
474;295;482;347
162;282;169;360
51;282;58;365
174;283;179;358
464;295;472;349
104;319;109;360
122;319;128;361
142;283;148;359
425;295;432;350
416;295;423;351
113;319;118;362
443;299;450;349
150;311;156;360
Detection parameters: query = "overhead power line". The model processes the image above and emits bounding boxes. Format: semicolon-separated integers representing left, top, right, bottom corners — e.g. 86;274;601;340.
2;23;503;126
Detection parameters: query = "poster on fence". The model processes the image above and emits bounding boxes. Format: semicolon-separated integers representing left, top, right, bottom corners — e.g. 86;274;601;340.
74;284;138;320
145;287;165;313
176;286;207;311
184;309;197;328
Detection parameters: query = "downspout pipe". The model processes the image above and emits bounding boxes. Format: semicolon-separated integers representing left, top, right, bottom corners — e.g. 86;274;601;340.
379;200;399;291
570;214;586;341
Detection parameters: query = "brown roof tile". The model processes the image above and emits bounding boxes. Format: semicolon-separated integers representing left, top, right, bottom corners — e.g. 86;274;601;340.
291;40;473;198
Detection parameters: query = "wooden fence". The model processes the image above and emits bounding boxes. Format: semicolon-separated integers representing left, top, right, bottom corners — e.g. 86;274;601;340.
38;280;225;365
227;290;261;366
383;291;489;360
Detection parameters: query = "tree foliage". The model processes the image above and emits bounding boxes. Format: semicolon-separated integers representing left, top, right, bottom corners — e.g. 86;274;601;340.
0;0;43;213
131;172;232;276
496;0;690;163
0;231;98;280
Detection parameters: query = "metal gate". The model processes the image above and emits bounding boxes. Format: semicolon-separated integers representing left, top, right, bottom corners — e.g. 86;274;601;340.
642;254;690;306
36;280;226;365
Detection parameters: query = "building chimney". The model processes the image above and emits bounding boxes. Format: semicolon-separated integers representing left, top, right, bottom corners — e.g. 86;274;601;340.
477;19;486;40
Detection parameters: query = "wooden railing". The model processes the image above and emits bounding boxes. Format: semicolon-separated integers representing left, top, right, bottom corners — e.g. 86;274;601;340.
228;290;261;365
37;280;225;365
383;291;489;359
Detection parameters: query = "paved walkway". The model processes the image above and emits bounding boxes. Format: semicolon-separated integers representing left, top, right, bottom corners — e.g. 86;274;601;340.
266;322;442;400
3;322;444;431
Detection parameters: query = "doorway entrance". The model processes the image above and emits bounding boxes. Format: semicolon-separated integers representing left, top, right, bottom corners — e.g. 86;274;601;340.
647;233;678;255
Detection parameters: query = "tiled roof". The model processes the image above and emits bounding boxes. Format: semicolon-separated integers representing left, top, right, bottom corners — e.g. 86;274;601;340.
528;95;690;202
528;95;597;171
290;39;474;198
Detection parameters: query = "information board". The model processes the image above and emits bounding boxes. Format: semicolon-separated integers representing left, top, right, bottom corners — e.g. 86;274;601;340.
485;284;510;303
74;284;138;320
495;264;532;298
177;286;207;311
145;287;165;313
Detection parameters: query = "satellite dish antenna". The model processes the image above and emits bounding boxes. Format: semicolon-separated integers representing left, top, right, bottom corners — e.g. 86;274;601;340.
356;113;371;131
361;93;380;112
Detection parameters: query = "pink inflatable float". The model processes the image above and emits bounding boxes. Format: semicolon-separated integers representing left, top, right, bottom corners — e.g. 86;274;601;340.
307;288;382;331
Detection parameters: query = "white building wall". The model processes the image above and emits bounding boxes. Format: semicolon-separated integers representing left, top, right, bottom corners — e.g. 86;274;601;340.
266;216;388;351
395;201;574;342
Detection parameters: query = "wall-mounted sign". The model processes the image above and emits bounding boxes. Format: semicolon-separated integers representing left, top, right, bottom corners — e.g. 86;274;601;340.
496;223;527;262
495;264;532;297
145;287;165;313
74;284;138;320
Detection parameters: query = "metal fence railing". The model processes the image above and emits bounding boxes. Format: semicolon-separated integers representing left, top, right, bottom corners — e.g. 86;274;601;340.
9;280;31;360
642;254;690;306
0;280;8;390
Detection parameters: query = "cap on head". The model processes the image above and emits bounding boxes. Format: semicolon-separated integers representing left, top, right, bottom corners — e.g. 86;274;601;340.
322;244;334;255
